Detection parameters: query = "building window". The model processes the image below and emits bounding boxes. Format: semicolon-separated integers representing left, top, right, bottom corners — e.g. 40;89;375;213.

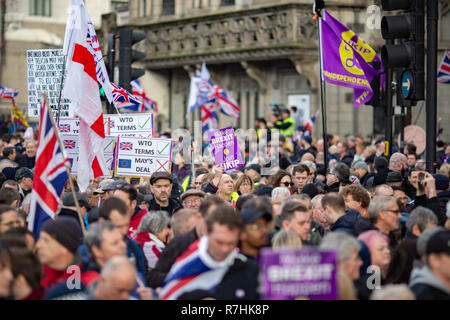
29;0;51;17
221;0;235;6
163;0;175;15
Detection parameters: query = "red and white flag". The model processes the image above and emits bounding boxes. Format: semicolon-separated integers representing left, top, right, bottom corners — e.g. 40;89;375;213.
62;0;108;191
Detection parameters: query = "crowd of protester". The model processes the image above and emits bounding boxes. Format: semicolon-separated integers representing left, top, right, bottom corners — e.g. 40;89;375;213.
0;123;449;300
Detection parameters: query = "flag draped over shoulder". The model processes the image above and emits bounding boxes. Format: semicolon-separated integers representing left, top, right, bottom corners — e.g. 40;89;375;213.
0;86;18;99
27;97;69;240
437;50;450;84
12;99;30;127
62;0;108;191
320;10;382;108
131;80;158;112
160;236;238;300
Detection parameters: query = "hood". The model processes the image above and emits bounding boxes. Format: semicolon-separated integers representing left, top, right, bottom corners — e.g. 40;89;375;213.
354;218;377;236
332;209;361;230
409;263;450;295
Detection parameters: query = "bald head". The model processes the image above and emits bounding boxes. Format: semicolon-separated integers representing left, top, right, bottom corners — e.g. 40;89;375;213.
389;153;407;172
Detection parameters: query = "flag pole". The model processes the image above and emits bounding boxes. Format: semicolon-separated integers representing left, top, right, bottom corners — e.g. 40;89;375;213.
42;93;86;235
314;2;328;175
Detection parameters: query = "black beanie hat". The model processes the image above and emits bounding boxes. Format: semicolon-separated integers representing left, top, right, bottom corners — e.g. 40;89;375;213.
41;216;83;254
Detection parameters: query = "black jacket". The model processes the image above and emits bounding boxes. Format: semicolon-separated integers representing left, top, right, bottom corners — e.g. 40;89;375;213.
330;209;361;237
325;182;340;193
147;227;199;288
354;218;399;249
15;154;35;169
437;190;450;221
147;197;183;217
412;194;447;226
213;254;260;300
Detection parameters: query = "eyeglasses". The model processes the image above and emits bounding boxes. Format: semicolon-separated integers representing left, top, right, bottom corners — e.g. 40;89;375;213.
241;183;251;187
386;209;401;215
193;182;202;185
281;182;294;187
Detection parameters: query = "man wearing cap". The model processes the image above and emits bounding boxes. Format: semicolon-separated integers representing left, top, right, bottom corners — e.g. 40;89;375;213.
181;189;205;211
59;192;92;228
94;178;115;204
35;217;83;294
15;167;33;198
409;230;450;299
148;172;182;216
239;207;272;259
352;160;373;188
386;171;403;187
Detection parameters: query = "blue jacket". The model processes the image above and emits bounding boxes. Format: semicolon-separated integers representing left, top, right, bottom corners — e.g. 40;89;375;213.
330;209;362;237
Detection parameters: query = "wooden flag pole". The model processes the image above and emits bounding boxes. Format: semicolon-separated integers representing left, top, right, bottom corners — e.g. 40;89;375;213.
42;93;86;235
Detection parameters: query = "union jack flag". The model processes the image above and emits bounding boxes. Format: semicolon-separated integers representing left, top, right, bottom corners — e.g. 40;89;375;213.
0;86;18;99
107;119;115;128
59;124;71;132
214;86;240;119
111;82;143;111
64;140;76;149
27;96;70;239
437;50;450;84
119;142;133;151
201;102;219;132
131;80;158;112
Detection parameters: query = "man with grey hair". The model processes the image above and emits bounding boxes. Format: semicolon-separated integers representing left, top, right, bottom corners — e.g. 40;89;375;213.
355;195;401;247
170;208;202;238
320;232;363;280
272;187;291;218
374;184;394;197
405;206;438;240
136;211;170;268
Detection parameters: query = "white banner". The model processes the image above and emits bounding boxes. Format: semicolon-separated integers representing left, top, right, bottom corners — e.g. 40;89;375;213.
115;137;172;177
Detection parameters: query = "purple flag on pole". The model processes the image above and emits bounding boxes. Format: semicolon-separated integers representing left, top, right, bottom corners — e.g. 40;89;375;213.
208;126;244;171
259;248;338;300
320;10;383;108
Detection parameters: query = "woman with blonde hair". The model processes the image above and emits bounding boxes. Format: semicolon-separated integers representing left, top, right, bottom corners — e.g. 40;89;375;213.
272;229;302;249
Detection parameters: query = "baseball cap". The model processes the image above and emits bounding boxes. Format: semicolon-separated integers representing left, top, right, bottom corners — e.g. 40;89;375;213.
62;192;91;211
94;179;115;195
181;189;206;201
240;208;272;225
150;172;173;185
102;179;127;191
426;230;450;255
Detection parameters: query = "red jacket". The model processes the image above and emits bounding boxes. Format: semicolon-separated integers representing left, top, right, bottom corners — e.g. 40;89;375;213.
128;208;148;240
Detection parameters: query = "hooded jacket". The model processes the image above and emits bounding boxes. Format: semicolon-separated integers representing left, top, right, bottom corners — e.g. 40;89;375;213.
330;209;362;237
409;262;450;300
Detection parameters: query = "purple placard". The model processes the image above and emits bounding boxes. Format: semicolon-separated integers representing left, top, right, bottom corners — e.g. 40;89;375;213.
208;126;244;171
259;247;338;300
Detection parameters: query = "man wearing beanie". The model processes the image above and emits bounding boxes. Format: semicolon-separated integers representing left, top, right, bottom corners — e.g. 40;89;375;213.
36;217;83;294
352;160;373;189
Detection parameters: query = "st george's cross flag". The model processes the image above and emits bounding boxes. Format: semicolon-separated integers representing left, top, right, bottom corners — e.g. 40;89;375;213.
62;0;109;191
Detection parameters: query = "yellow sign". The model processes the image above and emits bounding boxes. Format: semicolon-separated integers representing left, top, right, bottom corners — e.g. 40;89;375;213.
384;141;389;156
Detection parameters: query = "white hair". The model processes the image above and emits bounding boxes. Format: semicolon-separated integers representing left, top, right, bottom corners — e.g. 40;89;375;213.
272;187;291;202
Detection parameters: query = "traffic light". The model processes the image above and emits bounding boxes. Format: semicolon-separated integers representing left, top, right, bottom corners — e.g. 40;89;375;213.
119;28;146;92
380;0;424;105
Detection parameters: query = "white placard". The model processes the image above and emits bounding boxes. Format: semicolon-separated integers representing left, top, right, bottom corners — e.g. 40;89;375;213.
57;113;153;138
27;49;73;118
115;137;172;177
60;134;116;177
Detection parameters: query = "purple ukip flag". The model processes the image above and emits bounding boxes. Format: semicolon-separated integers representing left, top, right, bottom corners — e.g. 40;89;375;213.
208;126;244;171
320;10;383;108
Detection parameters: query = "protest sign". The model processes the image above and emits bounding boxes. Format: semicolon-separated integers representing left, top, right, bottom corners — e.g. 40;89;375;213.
27;49;73;118
208;126;244;171
115;137;172;177
259;248;338;300
57;114;153;137
60;134;116;176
